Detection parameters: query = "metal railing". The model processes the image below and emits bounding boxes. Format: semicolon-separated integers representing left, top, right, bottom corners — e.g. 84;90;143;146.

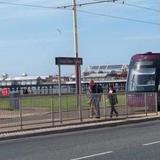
0;92;158;133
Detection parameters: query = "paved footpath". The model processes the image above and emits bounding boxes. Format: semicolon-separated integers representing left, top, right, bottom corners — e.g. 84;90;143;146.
0;113;159;141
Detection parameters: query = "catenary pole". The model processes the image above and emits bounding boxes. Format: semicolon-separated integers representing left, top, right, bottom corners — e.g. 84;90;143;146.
72;0;81;99
72;0;82;121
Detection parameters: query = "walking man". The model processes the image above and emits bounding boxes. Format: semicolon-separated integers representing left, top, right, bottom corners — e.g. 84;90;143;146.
108;86;118;118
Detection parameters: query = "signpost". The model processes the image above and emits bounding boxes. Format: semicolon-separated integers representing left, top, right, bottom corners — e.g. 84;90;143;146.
55;57;83;65
55;57;83;123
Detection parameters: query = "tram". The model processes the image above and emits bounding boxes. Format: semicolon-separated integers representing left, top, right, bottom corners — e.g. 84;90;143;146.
126;52;160;110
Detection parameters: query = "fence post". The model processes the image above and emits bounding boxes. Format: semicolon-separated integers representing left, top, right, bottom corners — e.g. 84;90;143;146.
103;93;107;119
125;93;128;118
19;96;23;130
58;65;63;124
155;92;158;116
51;95;54;126
144;93;147;116
79;94;83;122
59;95;62;124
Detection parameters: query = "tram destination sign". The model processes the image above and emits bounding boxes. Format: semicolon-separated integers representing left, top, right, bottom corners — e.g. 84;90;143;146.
55;57;83;65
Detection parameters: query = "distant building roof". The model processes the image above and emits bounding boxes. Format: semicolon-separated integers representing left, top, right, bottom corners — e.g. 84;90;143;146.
85;73;108;78
84;64;128;74
4;76;47;81
5;76;39;81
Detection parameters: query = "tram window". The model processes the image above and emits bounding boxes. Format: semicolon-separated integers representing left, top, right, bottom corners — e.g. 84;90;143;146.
147;76;155;85
128;69;155;91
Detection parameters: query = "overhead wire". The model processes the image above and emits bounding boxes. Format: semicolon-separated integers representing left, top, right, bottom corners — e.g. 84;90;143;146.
77;9;160;26
92;0;160;13
0;0;118;9
57;0;117;8
76;0;160;26
0;0;159;26
117;1;160;13
0;1;63;10
0;0;159;13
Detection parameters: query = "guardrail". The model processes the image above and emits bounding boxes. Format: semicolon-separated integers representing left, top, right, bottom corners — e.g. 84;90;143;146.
0;92;158;133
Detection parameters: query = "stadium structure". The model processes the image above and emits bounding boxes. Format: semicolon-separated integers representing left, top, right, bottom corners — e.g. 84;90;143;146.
83;64;128;81
0;64;128;95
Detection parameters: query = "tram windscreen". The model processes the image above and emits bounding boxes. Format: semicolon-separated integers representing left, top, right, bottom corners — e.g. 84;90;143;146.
127;61;156;92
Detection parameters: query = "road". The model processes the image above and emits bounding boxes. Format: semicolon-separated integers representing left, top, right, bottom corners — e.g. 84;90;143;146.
0;120;160;160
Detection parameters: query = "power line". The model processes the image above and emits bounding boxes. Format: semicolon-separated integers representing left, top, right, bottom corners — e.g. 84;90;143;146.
0;1;63;10
57;0;118;8
0;0;118;9
0;0;159;26
0;0;159;13
93;0;160;13
77;9;160;26
119;1;160;13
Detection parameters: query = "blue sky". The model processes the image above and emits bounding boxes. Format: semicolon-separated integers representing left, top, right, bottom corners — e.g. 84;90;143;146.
0;0;159;76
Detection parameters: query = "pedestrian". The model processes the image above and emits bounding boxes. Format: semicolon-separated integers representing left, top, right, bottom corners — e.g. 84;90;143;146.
107;86;118;118
87;83;96;118
88;80;103;118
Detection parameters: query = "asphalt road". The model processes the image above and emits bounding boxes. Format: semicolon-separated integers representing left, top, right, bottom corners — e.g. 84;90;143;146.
0;120;160;160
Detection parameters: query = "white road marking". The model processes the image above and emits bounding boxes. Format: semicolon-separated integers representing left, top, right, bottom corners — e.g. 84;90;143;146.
70;151;113;160
143;141;160;146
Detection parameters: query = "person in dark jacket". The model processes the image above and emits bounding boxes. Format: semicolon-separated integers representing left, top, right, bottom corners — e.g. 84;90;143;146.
107;86;118;118
88;80;102;118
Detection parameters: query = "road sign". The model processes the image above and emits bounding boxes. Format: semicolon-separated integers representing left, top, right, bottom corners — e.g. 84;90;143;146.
55;57;83;65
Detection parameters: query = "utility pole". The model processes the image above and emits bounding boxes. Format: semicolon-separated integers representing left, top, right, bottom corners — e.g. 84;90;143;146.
72;0;79;60
72;0;81;98
72;0;82;120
